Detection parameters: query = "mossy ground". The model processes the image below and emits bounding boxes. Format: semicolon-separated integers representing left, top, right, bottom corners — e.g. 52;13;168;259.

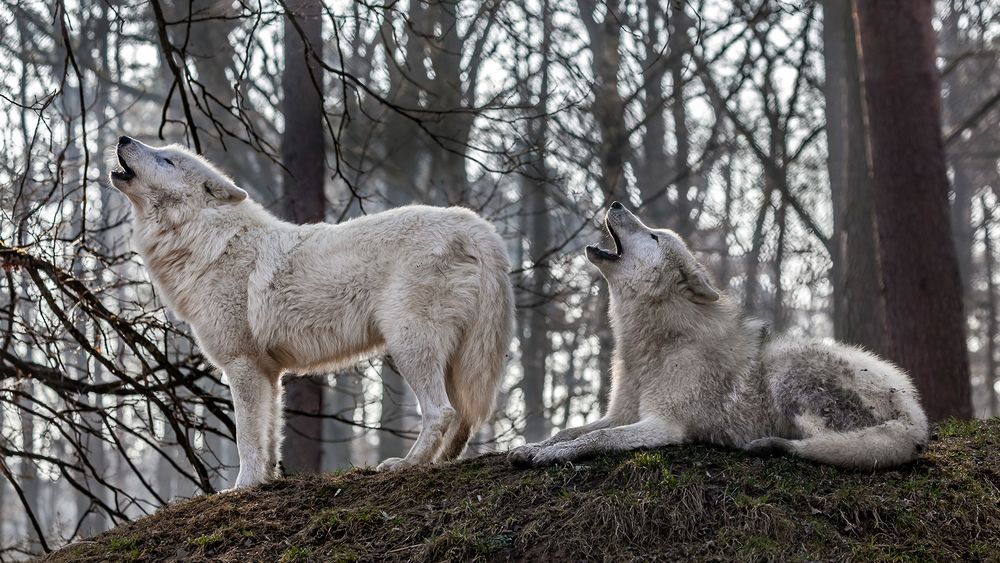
45;418;1000;562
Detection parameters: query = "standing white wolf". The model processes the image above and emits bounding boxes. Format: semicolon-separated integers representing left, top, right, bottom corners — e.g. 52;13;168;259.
511;203;928;470
107;136;514;488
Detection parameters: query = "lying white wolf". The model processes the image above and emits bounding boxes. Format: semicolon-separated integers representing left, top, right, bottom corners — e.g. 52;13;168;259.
108;136;514;488
511;203;928;470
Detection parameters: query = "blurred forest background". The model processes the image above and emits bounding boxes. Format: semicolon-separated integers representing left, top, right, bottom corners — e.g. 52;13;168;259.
1;0;998;557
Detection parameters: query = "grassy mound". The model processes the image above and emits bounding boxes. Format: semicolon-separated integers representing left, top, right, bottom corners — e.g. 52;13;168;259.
46;418;1000;562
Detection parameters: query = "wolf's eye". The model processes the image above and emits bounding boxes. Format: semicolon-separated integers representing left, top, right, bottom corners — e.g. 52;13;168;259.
650;234;659;242
163;158;174;167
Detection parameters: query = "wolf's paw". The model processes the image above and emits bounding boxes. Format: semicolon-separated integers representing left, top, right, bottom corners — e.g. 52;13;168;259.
376;457;415;472
508;444;542;469
527;446;573;467
746;437;794;457
232;470;268;489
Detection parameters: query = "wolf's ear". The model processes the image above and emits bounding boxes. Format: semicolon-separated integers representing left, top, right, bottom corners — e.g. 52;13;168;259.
202;179;247;204
678;252;720;304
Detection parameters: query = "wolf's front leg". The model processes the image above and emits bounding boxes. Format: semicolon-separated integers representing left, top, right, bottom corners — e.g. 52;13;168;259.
528;418;685;467
268;382;286;479
227;360;278;489
509;417;619;468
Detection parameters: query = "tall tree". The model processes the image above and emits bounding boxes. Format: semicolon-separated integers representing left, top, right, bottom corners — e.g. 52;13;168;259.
668;6;695;238
375;2;429;461
521;0;554;443
855;0;972;419
577;0;626;413
424;0;469;205
940;4;975;306
280;0;326;473
578;0;628;199
821;0;883;353
162;0;259;190
638;0;669;220
981;196;999;417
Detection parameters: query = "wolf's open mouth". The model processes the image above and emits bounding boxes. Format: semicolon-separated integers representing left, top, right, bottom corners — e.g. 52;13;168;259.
587;220;622;261
111;151;136;182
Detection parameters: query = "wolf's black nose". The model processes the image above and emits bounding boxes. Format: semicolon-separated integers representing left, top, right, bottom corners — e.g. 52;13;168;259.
610;201;623;210
118;136;132;146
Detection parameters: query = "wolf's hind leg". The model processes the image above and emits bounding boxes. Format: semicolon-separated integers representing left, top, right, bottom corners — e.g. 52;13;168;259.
377;351;456;471
437;419;472;462
528;418;684;467
377;375;455;470
745;437;795;457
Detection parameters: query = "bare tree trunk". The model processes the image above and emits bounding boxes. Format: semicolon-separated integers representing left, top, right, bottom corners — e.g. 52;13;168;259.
280;0;326;473
743;185;773;315
378;365;418;461
425;0;470;205
773;200;788;331
0;277;6;546
578;0;627;199
855;0;972;420
823;0;884;352
521;0;553;443
323;373;360;471
57;29;110;533
381;2;430;203
669;6;694;237
163;0;261;190
982;196;1000;417
12;269;43;546
281;0;326;224
17;380;39;549
822;0;848;340
374;3;433;461
950;167;974;300
718;147;735;289
521;209;551;442
639;0;667;215
941;7;975;307
579;0;626;415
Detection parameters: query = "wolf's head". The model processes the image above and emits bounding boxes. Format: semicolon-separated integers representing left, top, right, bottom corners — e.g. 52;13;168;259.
587;202;719;304
108;136;247;223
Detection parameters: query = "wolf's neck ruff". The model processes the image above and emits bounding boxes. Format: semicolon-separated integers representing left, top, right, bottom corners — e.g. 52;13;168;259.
134;203;268;322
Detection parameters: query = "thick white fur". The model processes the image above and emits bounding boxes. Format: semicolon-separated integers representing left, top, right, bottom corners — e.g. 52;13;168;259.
108;138;514;488
510;204;928;470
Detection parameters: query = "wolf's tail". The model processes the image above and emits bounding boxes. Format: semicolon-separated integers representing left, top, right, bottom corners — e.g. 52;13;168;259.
788;374;930;469
440;229;514;460
784;417;929;469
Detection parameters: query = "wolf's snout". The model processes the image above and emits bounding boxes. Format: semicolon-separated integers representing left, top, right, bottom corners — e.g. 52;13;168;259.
587;207;625;263
110;138;137;184
606;202;634;223
605;203;638;230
